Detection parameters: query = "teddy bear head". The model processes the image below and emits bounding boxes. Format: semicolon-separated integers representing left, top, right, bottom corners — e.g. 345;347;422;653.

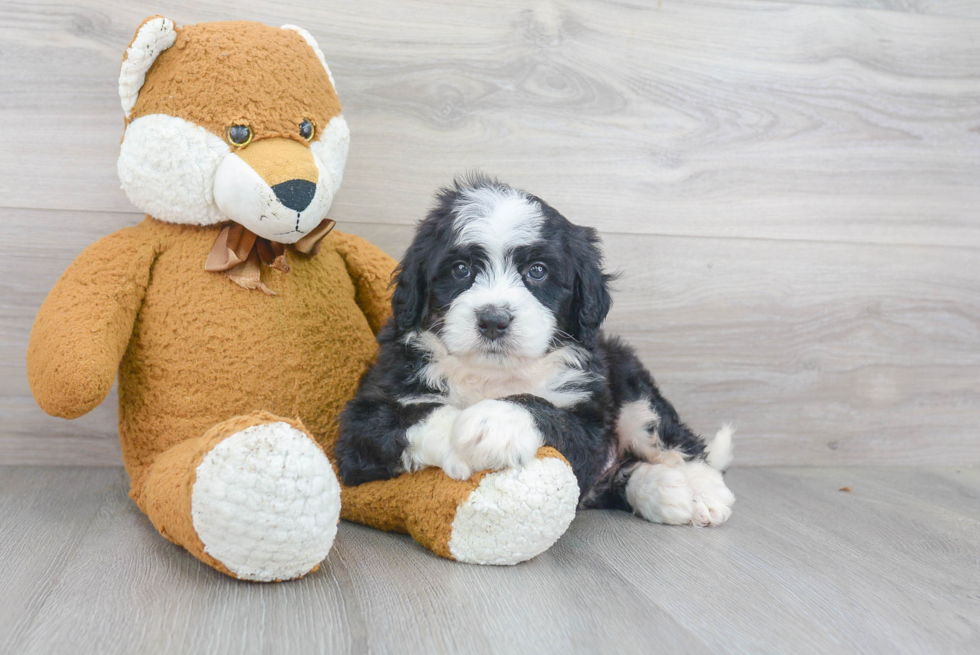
117;18;349;244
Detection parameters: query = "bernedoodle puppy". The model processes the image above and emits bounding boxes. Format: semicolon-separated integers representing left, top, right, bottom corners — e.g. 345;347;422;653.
337;176;735;527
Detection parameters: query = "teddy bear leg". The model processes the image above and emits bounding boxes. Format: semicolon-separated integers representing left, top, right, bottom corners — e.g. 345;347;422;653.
340;446;579;565
132;411;341;581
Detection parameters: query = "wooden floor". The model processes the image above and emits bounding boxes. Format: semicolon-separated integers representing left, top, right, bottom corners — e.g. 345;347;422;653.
1;465;977;654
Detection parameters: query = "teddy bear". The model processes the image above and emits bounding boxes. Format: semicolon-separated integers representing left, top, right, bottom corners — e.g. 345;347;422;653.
26;17;579;581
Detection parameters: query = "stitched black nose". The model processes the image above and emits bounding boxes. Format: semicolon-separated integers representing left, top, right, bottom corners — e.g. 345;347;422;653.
476;306;513;341
272;179;316;212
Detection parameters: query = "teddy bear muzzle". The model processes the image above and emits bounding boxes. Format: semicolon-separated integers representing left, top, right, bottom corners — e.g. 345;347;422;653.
213;136;333;244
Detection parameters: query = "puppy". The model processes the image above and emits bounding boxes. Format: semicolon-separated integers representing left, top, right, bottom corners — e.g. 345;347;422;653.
336;176;735;526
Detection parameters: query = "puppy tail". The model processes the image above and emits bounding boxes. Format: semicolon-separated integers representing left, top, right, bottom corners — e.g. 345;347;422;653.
705;424;735;472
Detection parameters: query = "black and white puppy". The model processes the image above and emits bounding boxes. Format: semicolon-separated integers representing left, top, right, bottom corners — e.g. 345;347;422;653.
337;176;735;526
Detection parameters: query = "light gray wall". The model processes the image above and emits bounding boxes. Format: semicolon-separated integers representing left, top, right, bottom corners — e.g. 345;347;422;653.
2;0;978;466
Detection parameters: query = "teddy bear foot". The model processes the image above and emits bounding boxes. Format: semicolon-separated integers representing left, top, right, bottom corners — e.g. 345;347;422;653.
340;447;579;565
135;412;340;581
447;454;580;565
191;420;341;581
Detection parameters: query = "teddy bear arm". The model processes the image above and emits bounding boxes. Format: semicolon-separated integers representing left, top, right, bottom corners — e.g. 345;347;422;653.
331;231;398;335
27;227;157;419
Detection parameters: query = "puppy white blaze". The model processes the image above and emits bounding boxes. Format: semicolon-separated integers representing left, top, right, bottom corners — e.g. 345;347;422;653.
443;185;555;361
452;185;544;258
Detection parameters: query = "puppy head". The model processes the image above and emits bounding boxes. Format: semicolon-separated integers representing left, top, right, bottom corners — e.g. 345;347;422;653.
116;18;349;243
393;176;612;362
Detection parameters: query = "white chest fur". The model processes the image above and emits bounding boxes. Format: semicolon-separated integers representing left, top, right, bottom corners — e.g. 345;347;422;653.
404;332;592;409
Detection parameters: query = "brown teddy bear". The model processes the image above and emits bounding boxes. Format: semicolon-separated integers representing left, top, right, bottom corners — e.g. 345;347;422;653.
26;17;579;581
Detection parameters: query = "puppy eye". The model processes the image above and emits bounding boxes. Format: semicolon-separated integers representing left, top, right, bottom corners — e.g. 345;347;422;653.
451;261;471;280
299;119;315;141
227;125;252;147
526;263;548;281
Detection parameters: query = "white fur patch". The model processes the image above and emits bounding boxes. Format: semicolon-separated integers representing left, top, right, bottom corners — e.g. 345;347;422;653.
119;114;347;238
118;114;229;225
191;422;341;581
119;17;177;118
449;455;578;565
310;115;350;197
627;458;735;527
440;266;557;361
212;150;333;244
442;399;545;480
281;25;337;89
706;424;735;472
401;404;460;474
406;331;592;409
626;463;695;525
453;185;544;259
443;186;555;361
686;461;736;526
616;399;661;460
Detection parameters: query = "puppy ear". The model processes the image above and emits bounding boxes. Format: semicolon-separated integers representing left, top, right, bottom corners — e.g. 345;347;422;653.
119;16;178;119
391;237;430;335
571;226;612;348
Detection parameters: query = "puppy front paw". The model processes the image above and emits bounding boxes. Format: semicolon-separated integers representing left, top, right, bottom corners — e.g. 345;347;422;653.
446;399;544;475
439;452;474;481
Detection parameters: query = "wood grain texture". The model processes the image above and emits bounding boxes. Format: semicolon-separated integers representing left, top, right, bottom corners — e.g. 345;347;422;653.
2;465;977;654
760;0;980;20
0;0;978;246
1;0;978;466
5;210;977;466
0;467;124;652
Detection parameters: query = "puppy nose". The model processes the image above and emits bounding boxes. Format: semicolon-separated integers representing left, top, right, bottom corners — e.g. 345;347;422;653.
272;179;317;212
476;306;513;340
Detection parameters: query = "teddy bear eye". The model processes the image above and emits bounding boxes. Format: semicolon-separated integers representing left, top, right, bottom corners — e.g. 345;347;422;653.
299;120;315;141
227;125;252;147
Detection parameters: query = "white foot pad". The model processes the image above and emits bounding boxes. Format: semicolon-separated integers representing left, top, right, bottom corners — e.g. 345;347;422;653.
448;456;578;565
626;460;734;527
192;422;341;581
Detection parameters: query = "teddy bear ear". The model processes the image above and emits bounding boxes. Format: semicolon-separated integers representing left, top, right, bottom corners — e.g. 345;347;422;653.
119;16;178;119
281;25;338;91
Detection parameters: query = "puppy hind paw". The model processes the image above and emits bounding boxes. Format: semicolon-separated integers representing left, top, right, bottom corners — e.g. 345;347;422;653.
686;463;735;527
625;463;696;525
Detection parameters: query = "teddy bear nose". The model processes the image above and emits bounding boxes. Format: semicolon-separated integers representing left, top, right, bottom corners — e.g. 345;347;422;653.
272;179;317;212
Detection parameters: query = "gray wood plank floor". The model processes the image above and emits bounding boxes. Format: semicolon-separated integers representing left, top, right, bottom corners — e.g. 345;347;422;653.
2;465;977;654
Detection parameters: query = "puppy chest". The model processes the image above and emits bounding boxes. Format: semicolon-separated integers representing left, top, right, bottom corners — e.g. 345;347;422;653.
422;357;589;408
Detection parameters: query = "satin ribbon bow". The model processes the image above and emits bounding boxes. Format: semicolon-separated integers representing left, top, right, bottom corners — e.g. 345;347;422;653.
205;218;336;294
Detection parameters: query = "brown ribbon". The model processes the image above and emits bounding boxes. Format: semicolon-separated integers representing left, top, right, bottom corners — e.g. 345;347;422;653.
205;218;336;294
